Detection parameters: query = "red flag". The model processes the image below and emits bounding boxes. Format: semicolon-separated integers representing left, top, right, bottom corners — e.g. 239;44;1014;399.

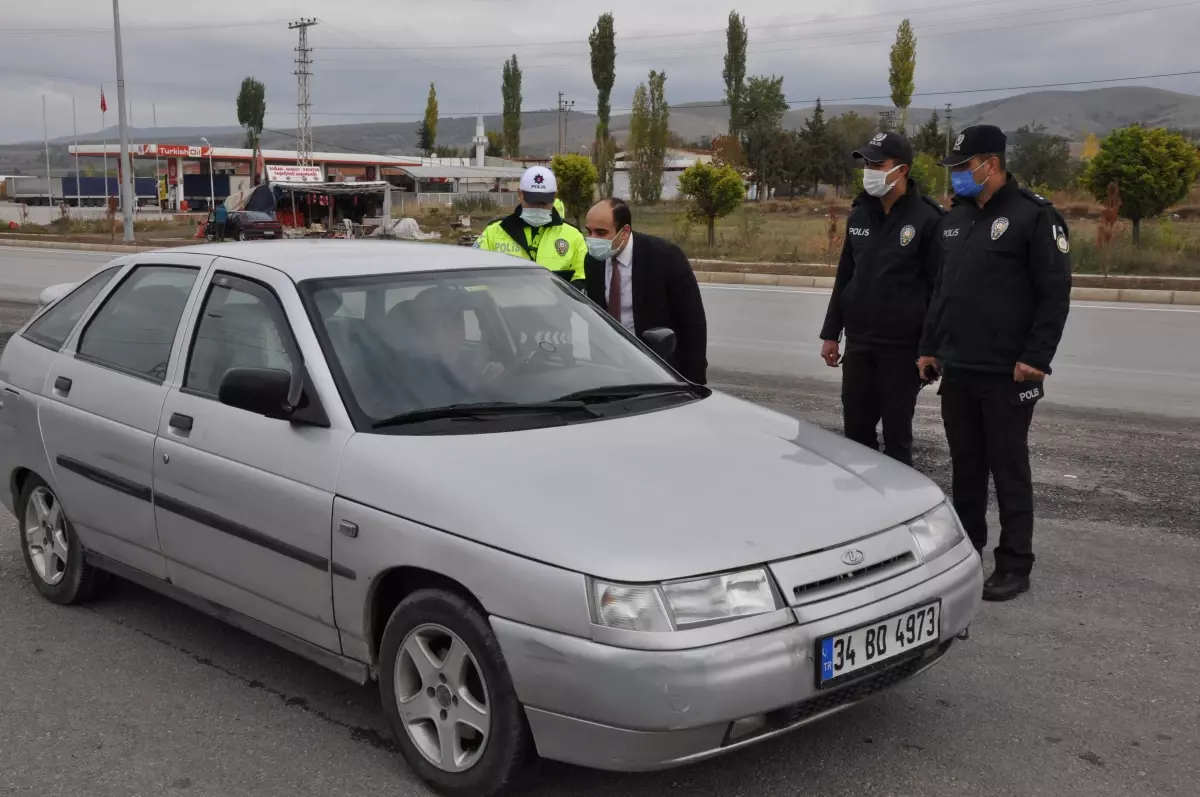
100;88;108;114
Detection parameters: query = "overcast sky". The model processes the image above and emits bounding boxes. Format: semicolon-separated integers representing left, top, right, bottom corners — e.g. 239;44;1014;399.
2;0;1197;144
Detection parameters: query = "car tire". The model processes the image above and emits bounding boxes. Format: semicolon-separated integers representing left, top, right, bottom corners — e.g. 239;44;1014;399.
238;231;248;241
378;589;532;797
18;475;108;605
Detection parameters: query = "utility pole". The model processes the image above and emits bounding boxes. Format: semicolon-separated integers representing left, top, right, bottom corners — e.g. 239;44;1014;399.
944;102;953;199
42;96;53;210
111;0;134;242
556;93;575;155
72;97;81;210
289;18;318;166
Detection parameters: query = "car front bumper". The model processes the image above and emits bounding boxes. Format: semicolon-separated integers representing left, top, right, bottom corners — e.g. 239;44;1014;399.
491;544;982;772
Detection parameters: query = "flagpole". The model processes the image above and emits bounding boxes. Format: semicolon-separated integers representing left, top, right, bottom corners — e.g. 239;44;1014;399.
153;103;161;210
43;95;53;210
102;86;109;209
72;96;81;210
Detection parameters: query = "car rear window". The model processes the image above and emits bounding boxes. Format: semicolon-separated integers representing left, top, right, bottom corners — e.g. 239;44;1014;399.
22;266;121;351
76;265;199;382
240;211;274;222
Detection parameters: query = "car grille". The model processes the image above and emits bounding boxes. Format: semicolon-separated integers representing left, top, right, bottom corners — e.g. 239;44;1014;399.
792;552;915;600
723;640;953;748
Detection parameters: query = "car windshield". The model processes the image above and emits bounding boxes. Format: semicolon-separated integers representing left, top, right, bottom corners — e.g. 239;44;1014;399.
302;267;684;428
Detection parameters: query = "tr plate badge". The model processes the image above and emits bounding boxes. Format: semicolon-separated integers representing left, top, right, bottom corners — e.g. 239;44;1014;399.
555;238;569;255
899;225;916;247
991;217;1010;241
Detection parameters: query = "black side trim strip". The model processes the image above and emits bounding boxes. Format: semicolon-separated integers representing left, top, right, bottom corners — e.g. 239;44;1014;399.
55;455;153;503
331;562;357;581
155;493;330;572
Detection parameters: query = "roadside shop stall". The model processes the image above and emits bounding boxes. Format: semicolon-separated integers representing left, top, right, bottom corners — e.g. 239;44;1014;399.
273;179;393;238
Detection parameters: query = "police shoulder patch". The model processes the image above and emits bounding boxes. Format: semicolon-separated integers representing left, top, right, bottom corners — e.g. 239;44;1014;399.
900;225;916;247
991;217;1010;241
1057;234;1070;254
555;238;569;255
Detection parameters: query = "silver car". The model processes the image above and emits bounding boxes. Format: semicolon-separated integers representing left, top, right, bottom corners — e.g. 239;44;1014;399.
0;242;982;796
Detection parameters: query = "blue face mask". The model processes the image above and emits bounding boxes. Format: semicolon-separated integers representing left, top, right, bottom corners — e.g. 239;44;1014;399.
951;161;991;198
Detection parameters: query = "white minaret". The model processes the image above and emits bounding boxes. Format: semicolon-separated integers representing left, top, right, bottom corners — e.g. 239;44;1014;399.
473;115;487;167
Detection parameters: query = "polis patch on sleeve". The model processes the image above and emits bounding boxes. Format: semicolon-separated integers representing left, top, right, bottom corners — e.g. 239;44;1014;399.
900;225;916;247
555;238;569;255
1053;224;1070;253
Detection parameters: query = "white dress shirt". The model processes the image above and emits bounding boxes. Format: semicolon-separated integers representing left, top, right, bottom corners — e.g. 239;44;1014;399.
603;233;635;332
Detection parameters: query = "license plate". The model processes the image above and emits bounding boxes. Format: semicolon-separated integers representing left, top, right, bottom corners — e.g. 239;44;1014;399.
264;231;276;237
817;601;940;688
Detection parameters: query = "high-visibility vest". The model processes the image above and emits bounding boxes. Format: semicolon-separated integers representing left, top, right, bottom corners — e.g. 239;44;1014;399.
475;209;587;282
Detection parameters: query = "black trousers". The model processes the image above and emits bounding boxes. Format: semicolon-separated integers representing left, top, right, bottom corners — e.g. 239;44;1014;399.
939;372;1037;576
841;346;920;466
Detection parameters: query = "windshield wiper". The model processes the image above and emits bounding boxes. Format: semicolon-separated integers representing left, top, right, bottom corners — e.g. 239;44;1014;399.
372;401;593;429
556;383;704;403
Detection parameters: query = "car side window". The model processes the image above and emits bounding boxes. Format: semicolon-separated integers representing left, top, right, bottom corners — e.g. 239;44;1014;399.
76;265;199;383
22;266;121;351
184;274;295;397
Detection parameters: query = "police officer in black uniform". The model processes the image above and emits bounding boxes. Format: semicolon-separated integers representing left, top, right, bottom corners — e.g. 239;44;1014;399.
820;131;944;466
919;124;1072;602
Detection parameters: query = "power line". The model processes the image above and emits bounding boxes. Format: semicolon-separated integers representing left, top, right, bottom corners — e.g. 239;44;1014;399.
313;0;1018;51
260;69;1200;120
0;19;289;35
315;0;1198;74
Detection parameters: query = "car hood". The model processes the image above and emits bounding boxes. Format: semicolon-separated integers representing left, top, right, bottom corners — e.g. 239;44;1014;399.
337;393;946;583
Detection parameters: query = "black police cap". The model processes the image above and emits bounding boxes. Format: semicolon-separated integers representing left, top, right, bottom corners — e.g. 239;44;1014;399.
852;131;914;166
939;124;1007;167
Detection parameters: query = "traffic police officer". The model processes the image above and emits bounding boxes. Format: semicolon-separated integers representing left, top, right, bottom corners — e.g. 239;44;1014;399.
919;124;1072;602
475;166;587;285
820;131;944;466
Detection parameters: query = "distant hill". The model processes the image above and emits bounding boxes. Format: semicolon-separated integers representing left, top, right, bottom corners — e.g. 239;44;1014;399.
3;86;1198;173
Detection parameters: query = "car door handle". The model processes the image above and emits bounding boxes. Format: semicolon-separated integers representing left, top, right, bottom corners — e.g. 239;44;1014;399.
168;413;194;432
53;376;72;395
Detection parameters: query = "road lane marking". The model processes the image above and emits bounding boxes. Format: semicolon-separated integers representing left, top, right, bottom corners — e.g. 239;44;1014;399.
700;284;1200;313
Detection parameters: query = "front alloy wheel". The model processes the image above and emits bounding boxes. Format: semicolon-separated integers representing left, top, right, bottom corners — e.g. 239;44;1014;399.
379;589;532;797
396;624;491;772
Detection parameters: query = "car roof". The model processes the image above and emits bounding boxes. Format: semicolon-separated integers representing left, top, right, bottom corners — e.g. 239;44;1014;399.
160;240;539;282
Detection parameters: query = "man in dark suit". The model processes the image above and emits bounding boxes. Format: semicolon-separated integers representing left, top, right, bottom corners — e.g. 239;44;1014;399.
582;198;708;384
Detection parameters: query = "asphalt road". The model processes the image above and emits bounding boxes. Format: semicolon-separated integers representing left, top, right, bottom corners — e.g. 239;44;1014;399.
3;246;1199;415
1;250;1199;797
0;247;120;304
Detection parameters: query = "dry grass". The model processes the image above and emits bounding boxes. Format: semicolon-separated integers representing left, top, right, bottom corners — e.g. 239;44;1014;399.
629;197;1200;277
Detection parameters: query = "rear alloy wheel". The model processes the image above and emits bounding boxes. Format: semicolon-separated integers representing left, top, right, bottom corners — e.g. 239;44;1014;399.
379;590;532;797
19;476;107;605
237;231;248;241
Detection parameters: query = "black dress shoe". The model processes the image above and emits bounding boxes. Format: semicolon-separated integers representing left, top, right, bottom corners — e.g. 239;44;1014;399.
983;571;1030;602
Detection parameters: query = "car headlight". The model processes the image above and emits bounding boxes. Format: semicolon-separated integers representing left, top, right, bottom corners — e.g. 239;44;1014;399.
908;502;966;562
592;568;780;632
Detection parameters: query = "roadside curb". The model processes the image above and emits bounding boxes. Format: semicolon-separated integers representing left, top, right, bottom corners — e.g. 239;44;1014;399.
1;238;1194;306
692;271;1198;306
0;238;158;254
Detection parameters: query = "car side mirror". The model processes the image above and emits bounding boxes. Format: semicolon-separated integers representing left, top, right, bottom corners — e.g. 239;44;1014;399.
218;367;294;421
641;327;677;359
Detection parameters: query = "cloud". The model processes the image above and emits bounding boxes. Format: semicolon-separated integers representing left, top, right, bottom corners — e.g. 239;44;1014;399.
1;0;1197;144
